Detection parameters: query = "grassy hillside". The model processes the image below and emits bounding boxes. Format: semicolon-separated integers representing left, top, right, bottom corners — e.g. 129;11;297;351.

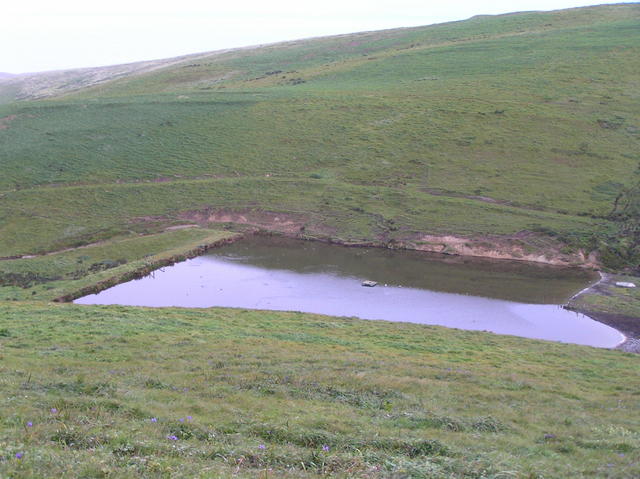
0;4;639;266
0;302;638;478
1;6;640;477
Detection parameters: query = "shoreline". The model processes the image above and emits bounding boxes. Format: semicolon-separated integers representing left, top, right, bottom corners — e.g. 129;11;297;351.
54;233;244;303
58;229;636;351
565;271;640;353
60;228;584;303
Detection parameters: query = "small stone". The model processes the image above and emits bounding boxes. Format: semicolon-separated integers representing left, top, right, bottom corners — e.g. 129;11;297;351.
615;282;636;288
362;280;378;287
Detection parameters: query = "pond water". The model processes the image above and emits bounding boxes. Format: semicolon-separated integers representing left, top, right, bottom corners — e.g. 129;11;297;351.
75;236;625;348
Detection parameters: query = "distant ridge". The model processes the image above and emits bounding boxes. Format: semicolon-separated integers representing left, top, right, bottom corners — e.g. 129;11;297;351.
1;3;638;102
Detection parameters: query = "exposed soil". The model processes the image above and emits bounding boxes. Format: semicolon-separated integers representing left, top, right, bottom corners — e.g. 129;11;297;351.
399;231;599;268
170;208;600;268
178;208;337;236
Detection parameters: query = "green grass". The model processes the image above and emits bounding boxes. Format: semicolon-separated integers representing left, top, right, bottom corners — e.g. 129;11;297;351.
0;4;638;267
0;177;602;258
1;6;640;477
0;302;638;478
574;274;640;318
0;228;238;301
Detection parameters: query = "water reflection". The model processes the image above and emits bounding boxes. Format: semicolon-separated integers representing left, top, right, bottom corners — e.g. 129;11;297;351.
75;237;623;348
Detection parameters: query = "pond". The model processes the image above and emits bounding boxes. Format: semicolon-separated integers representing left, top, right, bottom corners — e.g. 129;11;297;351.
75;236;625;348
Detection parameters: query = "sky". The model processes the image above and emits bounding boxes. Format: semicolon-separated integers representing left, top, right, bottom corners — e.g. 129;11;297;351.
2;1;633;74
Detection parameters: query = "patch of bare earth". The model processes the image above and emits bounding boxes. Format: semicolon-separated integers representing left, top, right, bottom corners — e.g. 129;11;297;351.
178;208;322;235
402;231;599;268
138;210;596;267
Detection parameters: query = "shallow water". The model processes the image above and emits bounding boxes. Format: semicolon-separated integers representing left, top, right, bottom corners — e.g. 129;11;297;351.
75;237;624;347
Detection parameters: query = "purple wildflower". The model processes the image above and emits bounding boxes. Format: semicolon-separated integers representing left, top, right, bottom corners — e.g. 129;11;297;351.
322;445;330;452
50;408;58;414
150;417;158;423
15;452;23;459
258;444;266;450
26;422;33;428
179;418;185;423
186;416;193;421
167;435;178;441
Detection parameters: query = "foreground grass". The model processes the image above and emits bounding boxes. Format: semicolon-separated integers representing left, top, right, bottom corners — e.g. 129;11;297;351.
0;302;638;478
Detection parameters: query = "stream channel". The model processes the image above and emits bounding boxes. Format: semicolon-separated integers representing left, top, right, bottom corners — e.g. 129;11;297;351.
75;236;625;348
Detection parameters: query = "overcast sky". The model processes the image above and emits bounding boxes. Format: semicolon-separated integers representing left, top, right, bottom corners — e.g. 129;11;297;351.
2;1;633;74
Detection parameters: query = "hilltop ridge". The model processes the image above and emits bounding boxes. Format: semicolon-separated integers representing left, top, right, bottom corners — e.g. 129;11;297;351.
1;3;638;100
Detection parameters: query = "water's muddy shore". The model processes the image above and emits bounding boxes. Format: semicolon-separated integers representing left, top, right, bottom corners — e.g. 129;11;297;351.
585;310;640;353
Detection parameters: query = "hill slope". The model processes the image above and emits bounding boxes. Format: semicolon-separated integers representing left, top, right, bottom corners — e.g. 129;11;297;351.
0;3;638;265
0;301;639;478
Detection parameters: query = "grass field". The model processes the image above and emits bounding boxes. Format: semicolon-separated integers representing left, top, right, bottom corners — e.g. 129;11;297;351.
1;5;639;477
0;302;638;478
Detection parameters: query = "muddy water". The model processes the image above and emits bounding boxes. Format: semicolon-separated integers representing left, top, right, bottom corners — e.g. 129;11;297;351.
75;237;624;347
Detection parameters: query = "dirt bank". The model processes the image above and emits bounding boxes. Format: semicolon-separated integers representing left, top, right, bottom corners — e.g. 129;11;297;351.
400;232;598;268
172;208;600;268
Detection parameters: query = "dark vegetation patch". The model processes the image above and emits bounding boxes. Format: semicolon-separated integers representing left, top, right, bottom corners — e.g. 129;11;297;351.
0;271;61;288
237;376;403;409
